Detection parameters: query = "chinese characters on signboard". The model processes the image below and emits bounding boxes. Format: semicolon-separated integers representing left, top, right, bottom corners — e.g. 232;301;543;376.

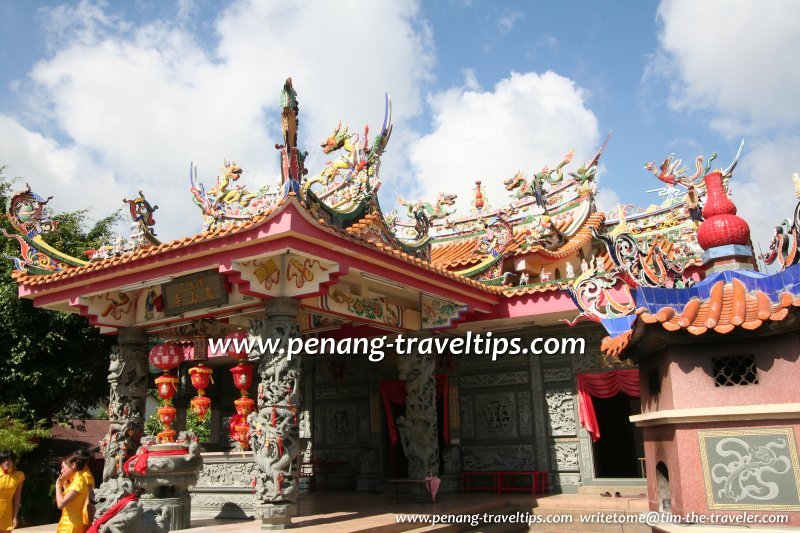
162;271;228;316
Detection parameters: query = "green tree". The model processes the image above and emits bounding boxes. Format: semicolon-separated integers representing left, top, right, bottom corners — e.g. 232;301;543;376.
0;406;50;457
0;169;121;424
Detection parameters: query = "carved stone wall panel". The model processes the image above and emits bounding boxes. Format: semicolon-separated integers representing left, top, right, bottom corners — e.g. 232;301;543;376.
578;428;595;482
546;390;576;436
460;396;474;439
555;473;582;486
195;459;259;488
462;445;534;471
516;392;532;437
315;385;369;400
530;356;549;470
325;403;359;444
550;442;580;472
358;403;369;441
459;371;528;389
543;367;572;383
475;393;517;439
571;351;603;373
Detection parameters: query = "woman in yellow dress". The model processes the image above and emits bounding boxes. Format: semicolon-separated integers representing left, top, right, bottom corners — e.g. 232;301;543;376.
0;450;24;532
55;450;91;533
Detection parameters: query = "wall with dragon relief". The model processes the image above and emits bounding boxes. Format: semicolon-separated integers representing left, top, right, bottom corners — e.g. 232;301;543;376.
306;355;382;490
457;322;640;493
187;322;638;515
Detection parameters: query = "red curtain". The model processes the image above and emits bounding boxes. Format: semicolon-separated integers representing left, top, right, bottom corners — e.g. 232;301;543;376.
379;375;450;445
577;369;639;442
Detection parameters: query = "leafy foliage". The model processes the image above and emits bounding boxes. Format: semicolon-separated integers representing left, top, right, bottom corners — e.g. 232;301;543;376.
0;405;50;456
0;170;121;423
186;407;211;443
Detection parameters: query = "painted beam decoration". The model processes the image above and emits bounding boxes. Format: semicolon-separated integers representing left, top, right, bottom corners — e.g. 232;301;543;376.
421;293;466;329
225;253;338;299
314;286;420;331
699;428;800;510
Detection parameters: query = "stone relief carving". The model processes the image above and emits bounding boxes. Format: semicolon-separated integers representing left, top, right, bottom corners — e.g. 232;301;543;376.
325;404;357;444
517;392;532;437
546;391;576;436
196;461;259;488
571;350;603;373
476;393;516;439
543;367;572;382
462;446;534;471
101;336;148;483
248;298;302;504
315;385;369;400
530;357;549;470
550;442;580;472
459;371;529;388
555;473;581;486
397;351;439;478
460;396;474;439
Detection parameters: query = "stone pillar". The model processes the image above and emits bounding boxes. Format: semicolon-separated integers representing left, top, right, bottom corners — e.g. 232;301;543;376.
100;327;149;483
397;347;439;479
248;298;302;530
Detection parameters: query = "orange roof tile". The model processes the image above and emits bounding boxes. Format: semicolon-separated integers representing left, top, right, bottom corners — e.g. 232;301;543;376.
601;278;800;357
431;213;605;270
638;278;799;335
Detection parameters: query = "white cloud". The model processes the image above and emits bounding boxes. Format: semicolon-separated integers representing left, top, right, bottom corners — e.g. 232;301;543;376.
732;137;800;253
653;0;800;259
3;0;434;240
656;0;800;135
595;187;621;216
497;10;523;33
408;71;601;214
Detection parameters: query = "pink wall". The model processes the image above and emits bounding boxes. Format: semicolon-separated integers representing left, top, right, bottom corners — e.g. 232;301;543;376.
639;334;800;414
644;420;800;527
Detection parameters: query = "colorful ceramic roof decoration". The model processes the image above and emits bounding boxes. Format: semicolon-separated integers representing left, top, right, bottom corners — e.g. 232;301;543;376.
3;78;779;337
599;158;800;359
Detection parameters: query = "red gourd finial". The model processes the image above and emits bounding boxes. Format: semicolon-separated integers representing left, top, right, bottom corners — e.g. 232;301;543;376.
696;171;751;250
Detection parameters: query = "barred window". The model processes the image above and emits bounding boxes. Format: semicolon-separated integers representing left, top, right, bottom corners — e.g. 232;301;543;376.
712;355;758;387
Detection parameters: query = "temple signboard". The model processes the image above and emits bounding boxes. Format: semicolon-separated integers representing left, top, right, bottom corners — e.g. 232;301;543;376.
162;270;228;316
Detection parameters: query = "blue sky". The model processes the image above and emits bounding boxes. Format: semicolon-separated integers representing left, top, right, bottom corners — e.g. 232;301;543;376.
1;0;798;250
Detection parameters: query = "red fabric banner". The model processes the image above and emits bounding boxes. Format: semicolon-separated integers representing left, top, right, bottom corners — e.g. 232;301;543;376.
87;493;138;533
379;375;449;445
123;448;188;476
576;369;640;442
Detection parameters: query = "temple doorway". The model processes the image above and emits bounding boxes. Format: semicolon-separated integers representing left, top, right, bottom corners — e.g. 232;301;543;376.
591;393;643;478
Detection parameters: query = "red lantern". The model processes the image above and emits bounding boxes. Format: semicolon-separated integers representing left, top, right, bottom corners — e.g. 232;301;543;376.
230;363;254;393
190;395;211;422
189;364;213;390
155;375;179;404
149;343;182;373
233;422;250;450
157;405;177;443
225;330;250;360
188;364;213;421
235;396;255;417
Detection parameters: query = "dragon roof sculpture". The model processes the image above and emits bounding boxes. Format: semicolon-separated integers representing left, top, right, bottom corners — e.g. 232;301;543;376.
1;183;88;274
3;77;749;334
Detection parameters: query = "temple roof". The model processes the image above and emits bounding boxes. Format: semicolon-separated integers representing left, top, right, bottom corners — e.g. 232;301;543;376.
6;79;752;333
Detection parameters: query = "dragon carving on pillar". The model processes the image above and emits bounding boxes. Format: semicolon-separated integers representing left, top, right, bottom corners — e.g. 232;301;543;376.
396;350;439;479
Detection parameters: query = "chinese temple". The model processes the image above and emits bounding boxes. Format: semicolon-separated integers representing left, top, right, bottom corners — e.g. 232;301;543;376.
4;78;798;529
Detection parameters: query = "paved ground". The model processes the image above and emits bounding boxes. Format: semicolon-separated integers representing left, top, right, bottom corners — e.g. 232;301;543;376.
16;492;650;532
